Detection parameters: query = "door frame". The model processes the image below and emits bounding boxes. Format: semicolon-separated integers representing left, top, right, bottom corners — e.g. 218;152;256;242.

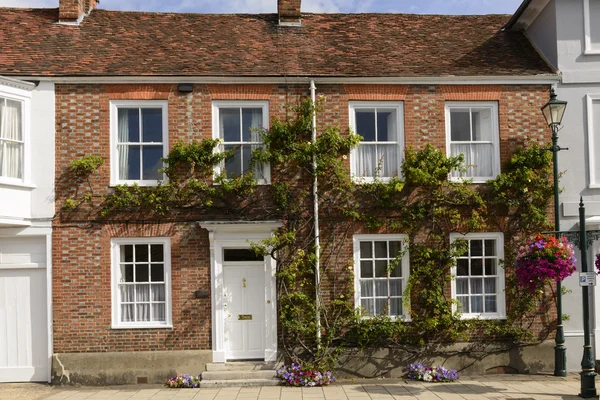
200;221;280;363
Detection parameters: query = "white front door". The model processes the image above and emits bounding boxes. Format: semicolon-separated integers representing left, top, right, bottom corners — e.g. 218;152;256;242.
223;263;265;360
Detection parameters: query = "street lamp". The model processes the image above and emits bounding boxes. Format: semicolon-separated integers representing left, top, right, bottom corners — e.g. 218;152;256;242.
541;88;568;377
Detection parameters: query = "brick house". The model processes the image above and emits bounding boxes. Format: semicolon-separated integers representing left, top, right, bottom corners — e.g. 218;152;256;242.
0;0;560;384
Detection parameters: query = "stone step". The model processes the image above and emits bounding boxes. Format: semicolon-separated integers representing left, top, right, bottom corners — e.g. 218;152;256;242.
202;370;277;381
200;378;280;388
205;362;278;372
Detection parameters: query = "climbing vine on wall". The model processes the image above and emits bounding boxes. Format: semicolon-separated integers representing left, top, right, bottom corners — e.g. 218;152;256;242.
61;97;555;372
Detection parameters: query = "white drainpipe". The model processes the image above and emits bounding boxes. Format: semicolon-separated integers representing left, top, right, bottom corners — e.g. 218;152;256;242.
310;80;321;345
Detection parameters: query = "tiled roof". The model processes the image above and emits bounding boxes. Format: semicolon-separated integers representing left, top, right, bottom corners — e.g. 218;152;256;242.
0;8;554;78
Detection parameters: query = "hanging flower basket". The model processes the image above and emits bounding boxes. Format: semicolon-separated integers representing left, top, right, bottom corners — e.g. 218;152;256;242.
514;234;576;293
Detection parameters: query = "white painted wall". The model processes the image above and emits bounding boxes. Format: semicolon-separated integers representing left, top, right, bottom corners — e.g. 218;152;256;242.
526;0;558;70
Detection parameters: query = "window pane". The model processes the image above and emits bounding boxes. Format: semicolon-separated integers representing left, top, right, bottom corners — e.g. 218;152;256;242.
141;108;163;143
242;108;263;142
485;258;497;276
220;108;240;142
135;265;149;282
471;108;492;141
119;144;140;180
120;285;135;302
120;264;134;283
123;245;134;262
374;241;387;258
485;240;496;256
360;241;372;258
458;296;469;313
389;263;402;277
378;144;399;177
354;144;377;177
450;143;471;178
360;280;373;297
152;284;166;301
3;100;22;141
360;261;373;278
136;284;150;301
389;280;402;296
456;259;469;276
142;145;163;181
456;278;468;295
375;298;387;315
361;299;374;316
118;108;140;142
355;110;376;141
389;241;402;258
151;264;164;282
377;109;397;142
450;109;471;141
135;245;149;262
470;240;483;256
223;249;263;262
137;303;150;321
471;259;483;276
485;295;497;313
150;244;164;262
471;296;483;313
3;142;22;179
484;278;496;294
121;304;134;322
152;304;166;322
242;144;252;175
471;143;494;177
374;260;388;277
375;280;388;297
224;145;241;178
471;278;483;294
390;297;402;317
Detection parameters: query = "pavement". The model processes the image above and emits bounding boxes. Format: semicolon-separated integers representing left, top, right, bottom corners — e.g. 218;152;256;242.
0;374;595;400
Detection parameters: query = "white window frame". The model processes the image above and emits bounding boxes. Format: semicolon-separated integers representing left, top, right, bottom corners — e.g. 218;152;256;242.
212;101;270;184
353;234;410;320
110;237;173;329
445;101;500;183
450;232;506;320
583;0;600;55
0;81;32;187
109;100;169;186
349;102;404;182
587;94;600;188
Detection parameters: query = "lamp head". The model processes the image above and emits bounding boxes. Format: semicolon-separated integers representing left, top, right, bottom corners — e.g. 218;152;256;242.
541;88;567;127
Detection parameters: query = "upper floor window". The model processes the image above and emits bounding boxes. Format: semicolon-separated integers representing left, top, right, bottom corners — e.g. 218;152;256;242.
353;234;409;319
446;102;500;182
111;237;172;329
110;100;168;186
584;0;600;54
350;102;404;181
450;233;505;319
0;97;23;180
212;101;269;183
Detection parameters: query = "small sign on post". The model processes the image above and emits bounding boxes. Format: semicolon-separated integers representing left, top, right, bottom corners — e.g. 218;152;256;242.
579;272;596;287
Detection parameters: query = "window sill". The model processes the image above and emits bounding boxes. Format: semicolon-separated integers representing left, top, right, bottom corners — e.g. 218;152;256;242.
109;180;165;188
449;177;496;184
584;50;600;56
352;176;398;184
0;180;36;190
111;324;173;330
459;314;506;320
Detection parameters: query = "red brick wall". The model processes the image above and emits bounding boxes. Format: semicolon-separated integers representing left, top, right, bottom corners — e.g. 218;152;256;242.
53;83;551;353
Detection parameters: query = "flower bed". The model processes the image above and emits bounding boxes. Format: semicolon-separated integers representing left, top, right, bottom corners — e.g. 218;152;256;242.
407;363;460;382
166;373;201;388
276;363;334;387
515;234;576;293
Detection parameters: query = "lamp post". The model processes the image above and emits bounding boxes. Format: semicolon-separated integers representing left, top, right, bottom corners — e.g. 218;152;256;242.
541;88;568;377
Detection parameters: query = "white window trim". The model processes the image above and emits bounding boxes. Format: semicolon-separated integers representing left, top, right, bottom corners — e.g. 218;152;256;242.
445;101;501;183
349;102;405;183
109;100;169;187
212;100;270;184
587;94;600;188
0;84;32;187
450;232;506;320
353;234;410;321
110;237;173;329
583;0;600;55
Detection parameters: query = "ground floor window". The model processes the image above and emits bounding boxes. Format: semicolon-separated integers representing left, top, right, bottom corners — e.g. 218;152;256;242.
353;234;409;318
111;237;172;328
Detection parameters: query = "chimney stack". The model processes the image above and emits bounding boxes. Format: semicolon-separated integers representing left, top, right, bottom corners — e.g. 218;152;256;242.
278;0;302;26
59;0;98;24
